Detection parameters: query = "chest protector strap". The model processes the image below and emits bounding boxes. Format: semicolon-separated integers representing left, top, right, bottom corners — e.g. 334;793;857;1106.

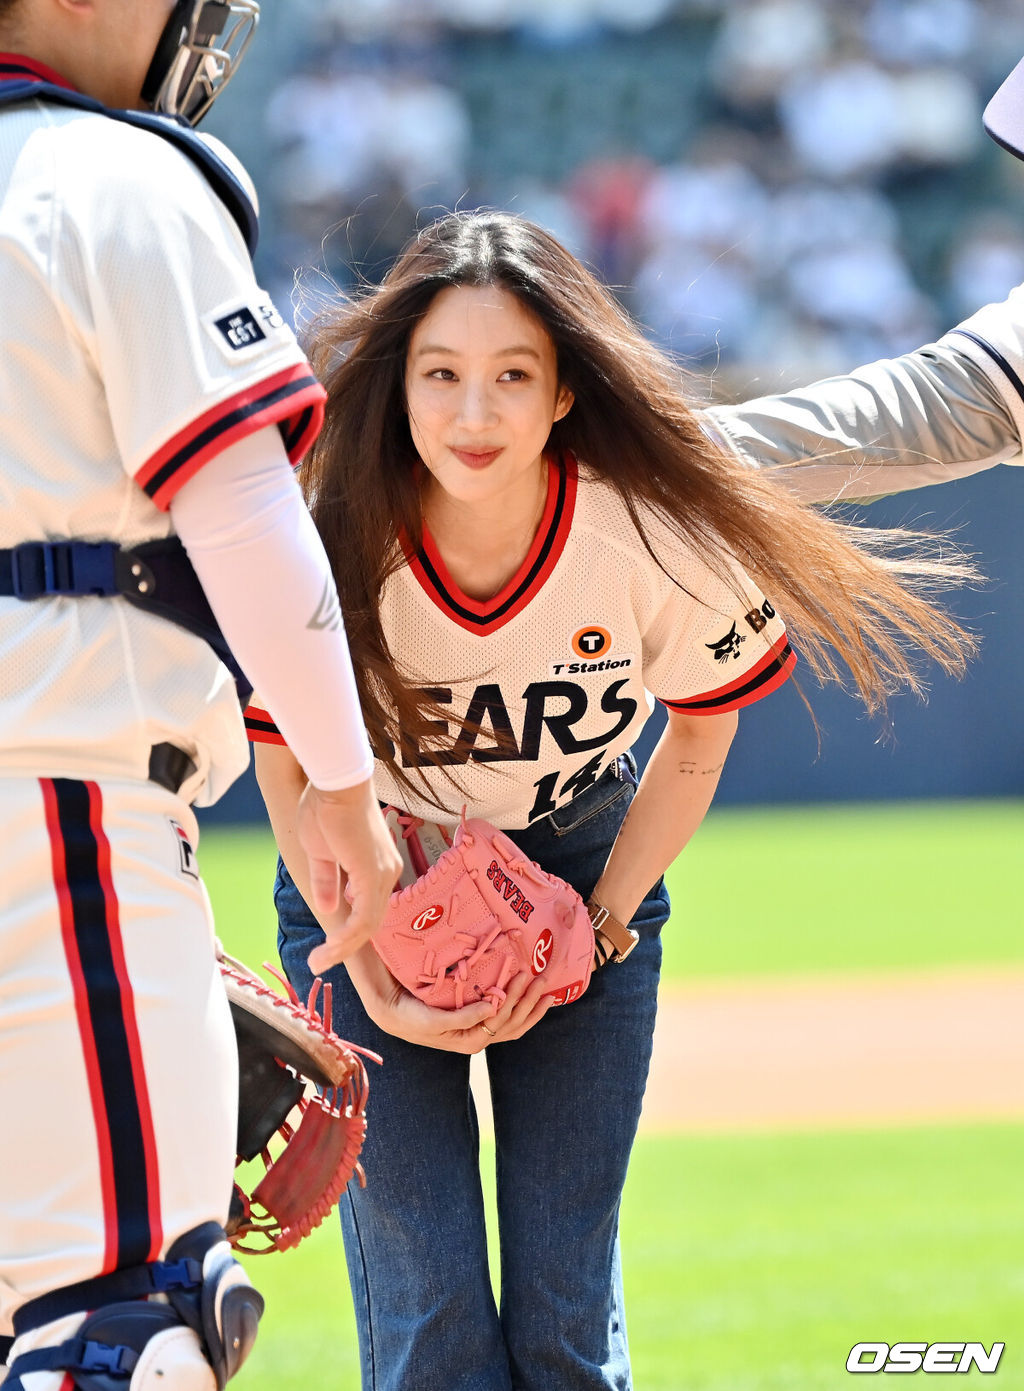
0;78;258;253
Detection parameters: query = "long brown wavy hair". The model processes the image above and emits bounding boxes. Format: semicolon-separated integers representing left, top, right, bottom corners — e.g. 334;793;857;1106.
301;210;977;810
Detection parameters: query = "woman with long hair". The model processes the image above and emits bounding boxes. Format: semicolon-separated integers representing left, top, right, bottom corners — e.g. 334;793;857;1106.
250;210;975;1391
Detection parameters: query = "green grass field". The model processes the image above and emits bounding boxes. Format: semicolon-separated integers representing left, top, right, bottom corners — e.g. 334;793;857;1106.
234;1126;1024;1391
622;1126;1024;1390
202;799;1024;1391
660;797;1024;980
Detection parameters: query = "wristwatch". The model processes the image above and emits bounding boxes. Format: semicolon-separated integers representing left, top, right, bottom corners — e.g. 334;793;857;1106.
586;898;640;968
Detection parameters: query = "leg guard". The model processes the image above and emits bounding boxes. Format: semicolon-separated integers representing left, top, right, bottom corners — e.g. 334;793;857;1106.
7;1305;214;1391
4;1224;262;1391
162;1224;262;1389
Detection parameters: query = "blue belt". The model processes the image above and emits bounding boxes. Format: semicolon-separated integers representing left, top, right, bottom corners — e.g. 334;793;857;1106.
0;539;143;600
0;537;250;703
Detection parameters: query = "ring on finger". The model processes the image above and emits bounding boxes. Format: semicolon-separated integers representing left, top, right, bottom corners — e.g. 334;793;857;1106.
480;1023;496;1037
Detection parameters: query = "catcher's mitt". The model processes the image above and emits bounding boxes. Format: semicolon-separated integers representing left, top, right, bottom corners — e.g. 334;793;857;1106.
374;810;595;1012
218;949;380;1253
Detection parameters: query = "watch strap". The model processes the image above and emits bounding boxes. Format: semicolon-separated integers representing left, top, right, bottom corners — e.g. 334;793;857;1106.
587;899;639;967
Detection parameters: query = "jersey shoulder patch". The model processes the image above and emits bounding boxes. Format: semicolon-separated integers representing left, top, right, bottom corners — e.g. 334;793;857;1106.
203;296;289;361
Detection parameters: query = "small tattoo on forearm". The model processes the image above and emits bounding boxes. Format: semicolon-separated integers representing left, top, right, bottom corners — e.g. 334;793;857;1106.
678;760;725;776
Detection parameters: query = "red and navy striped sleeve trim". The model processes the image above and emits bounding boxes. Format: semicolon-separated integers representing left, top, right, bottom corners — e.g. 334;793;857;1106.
41;778;162;1272
244;702;287;746
0;54;76;87
136;364;327;510
403;453;577;636
659;634;796;716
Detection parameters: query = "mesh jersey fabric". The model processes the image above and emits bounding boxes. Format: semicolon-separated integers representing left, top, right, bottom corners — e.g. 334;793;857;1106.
248;455;795;829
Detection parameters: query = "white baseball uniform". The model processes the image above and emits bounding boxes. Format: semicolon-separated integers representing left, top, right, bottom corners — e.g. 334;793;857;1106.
0;55;324;1348
704;285;1024;501
247;453;796;828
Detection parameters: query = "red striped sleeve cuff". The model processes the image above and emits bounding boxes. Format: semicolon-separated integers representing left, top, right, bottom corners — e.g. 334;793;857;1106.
244;703;287;746
659;635;797;716
136;365;327;510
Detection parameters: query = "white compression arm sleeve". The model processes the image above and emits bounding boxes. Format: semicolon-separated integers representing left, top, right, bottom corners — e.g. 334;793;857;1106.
170;426;374;791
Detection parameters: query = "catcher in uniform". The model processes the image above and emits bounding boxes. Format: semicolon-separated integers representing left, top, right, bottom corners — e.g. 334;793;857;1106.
704;56;1024;503
0;3;399;1389
251;211;976;1391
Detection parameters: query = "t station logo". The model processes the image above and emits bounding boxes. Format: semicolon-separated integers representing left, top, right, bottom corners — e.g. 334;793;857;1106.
572;626;611;659
550;627;634;677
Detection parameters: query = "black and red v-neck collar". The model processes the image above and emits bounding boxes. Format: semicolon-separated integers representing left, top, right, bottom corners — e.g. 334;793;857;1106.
405;453;578;636
0;54;76;89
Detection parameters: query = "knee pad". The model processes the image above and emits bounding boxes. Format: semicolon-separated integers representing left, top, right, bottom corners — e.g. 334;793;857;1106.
5;1223;263;1391
10;1305;215;1391
163;1224;263;1388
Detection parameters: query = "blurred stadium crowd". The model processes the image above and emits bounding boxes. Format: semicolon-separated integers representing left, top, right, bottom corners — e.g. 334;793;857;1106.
242;0;1024;388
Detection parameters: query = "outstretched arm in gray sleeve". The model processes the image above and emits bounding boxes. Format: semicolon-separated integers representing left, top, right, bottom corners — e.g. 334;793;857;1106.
703;286;1024;504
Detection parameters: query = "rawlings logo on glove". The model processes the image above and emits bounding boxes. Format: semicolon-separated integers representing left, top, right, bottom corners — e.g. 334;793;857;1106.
374;809;595;1011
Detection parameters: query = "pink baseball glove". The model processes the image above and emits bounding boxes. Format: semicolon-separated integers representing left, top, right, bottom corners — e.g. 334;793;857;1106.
374;810;595;1011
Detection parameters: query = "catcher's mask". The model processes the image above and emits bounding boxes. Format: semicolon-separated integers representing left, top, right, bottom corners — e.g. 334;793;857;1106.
142;0;259;127
984;54;1024;162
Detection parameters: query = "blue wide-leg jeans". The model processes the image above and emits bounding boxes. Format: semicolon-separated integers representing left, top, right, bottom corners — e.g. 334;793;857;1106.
276;759;669;1391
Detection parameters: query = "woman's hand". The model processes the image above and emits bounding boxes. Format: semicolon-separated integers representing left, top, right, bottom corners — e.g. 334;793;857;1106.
345;945;555;1053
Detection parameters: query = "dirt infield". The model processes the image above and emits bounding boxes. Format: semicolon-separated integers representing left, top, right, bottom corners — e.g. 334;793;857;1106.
641;966;1024;1132
471;966;1024;1133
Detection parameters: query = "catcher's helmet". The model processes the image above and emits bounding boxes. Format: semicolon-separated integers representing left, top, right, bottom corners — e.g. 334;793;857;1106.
984;55;1024;162
142;0;259;127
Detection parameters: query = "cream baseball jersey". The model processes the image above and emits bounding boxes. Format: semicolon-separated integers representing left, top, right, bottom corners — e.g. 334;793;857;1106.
0;61;326;803
248;455;795;829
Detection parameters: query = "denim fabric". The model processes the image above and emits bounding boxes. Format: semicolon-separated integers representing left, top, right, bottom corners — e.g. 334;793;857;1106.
275;758;670;1391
